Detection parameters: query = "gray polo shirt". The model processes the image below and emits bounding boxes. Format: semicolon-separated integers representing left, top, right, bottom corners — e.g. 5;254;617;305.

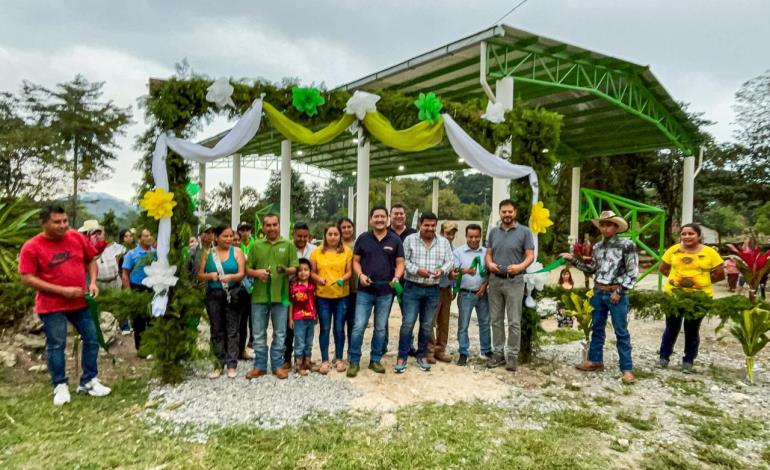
487;223;535;268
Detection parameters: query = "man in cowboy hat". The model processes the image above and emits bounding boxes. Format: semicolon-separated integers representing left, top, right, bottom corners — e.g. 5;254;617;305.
560;210;639;384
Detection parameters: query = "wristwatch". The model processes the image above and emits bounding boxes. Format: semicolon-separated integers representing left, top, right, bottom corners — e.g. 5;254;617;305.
614;287;624;296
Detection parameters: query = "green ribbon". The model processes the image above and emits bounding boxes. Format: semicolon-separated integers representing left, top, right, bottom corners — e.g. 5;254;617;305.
85;294;115;362
533;257;568;273
453;256;485;295
265;266;291;306
335;279;345;287
371;280;403;305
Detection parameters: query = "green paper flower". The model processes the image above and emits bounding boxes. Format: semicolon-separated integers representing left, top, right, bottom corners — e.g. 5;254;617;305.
292;86;326;117
414;92;443;124
185;182;200;210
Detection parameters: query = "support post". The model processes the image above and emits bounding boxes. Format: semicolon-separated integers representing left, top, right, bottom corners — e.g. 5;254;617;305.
280;140;291;238
569;167;581;244
231;153;241;228
355;128;370;236
385;180;392;212
198;162;206;228
681;153;697;225
489;77;514;228
348;186;355;224
431;178;439;215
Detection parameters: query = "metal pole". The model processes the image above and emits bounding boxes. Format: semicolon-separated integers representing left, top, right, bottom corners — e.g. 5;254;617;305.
569;167;581;244
681;155;695;224
348;186;355;224
490;77;514;228
431;178;439;215
385;180;392;212
280;140;292;238
355;128;370;237
198;162;206;229
231;153;241;228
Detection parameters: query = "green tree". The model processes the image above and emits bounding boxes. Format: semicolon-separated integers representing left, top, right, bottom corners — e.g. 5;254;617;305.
206;182;262;227
733;69;770;191
263;169;311;222
22;75;132;225
754;201;770;236
101;209;119;240
699;205;746;236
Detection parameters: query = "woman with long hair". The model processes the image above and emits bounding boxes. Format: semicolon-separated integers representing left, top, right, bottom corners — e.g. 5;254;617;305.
337;217;357;366
311;224;353;374
198;225;246;379
555;268;575;328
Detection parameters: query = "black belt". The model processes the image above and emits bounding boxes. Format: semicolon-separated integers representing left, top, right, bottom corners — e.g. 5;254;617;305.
405;280;439;289
493;272;519;279
459;288;480;294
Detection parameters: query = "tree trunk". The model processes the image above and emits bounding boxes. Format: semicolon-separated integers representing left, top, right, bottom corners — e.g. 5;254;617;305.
72;138;78;226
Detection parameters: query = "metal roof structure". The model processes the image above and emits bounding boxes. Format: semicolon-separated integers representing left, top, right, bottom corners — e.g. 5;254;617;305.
202;24;699;177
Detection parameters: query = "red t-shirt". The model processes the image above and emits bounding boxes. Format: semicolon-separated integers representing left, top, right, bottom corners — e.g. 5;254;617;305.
290;282;316;320
18;230;97;314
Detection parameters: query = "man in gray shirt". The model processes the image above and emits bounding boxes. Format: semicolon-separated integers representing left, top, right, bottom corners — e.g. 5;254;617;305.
485;199;534;372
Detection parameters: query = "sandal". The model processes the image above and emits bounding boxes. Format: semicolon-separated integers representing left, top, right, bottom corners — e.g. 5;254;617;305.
319;361;330;375
336;360;347;373
227;368;237;379
208;369;222;379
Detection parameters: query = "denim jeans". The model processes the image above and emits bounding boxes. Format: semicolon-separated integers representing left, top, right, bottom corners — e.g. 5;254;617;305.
398;282;440;359
251;303;288;371
40;308;99;387
659;315;704;364
293;319;315;358
317;296;348;361
345;293;356;354
457;291;492;357
588;290;633;372
348;290;393;365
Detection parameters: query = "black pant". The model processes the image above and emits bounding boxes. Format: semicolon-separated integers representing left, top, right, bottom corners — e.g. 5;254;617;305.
284;315;294;364
659;315;704;364
130;284;152;353
205;286;242;369
238;289;252;354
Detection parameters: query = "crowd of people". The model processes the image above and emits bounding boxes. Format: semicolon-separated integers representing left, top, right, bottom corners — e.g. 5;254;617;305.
19;199;734;405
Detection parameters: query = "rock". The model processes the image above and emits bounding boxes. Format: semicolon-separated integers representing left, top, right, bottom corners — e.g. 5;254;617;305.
28;364;48;373
379;413;398;430
616;438;630;447
710;385;720;393
18;313;44;334
730;392;750;403
99;311;120;346
14;333;46;351
0;350;17;368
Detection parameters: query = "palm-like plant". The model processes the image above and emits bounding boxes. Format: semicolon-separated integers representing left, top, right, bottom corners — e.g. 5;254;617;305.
727;235;770;303
727;305;770;384
562;290;594;360
0;199;39;280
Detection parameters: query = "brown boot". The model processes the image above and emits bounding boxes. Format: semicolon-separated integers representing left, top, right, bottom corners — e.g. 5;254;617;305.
575;360;605;372
298;357;309;376
282;360;292;370
245;368;266;380
434;351;452;363
426;354;437;364
274;367;289;379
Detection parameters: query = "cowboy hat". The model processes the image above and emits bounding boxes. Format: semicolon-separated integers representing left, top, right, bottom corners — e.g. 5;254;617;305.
78;219;104;234
591;210;629;233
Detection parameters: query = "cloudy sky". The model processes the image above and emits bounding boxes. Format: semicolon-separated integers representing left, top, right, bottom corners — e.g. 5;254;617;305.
1;0;767;201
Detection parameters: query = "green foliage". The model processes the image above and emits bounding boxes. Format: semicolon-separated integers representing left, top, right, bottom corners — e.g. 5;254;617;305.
544;327;585;345
519;305;544;364
615;409;658;431
754;200;770;235
560;289;594;341
0;281;35;326
726;305;770;384
700;205;746;236
97;288;153;324
684;413;766;449
549;409;616;433
140;311;203;384
640;444;702;470
100;209;119;241
0;199;39;281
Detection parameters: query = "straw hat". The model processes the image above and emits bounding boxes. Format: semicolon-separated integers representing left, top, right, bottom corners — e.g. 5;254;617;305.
591;210;629;233
78;219;104;234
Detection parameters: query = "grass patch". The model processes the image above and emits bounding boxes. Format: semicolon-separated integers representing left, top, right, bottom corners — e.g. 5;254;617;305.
592;396;617;406
762;446;770;464
695;445;744;469
680;401;724;418
548;408;616;434
683;414;766;449
632;368;656;380
616;409;658;431
543;328;585;345
664;376;706;396
640;445;702;470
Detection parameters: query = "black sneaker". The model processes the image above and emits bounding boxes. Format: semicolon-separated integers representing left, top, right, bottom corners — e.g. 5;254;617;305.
505;356;518;372
482;351;493;358
408;347;418;357
457;354;468;366
486;353;505;368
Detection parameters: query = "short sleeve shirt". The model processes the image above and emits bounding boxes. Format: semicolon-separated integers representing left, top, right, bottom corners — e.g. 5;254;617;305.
487;223;535;268
290;282;317;320
354;231;404;296
389;226;416;243
310;246;353;299
248;238;299;304
18;230;97;314
662;244;724;297
122;245;157;286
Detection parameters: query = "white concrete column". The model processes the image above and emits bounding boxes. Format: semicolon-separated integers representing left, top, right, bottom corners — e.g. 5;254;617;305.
385;180;392;212
355;128;370;236
198;162;206;228
681;154;696;225
490;77;514;227
348;186;355;224
569;167;581;244
431;178;439;215
280;140;292;238
231;154;241;228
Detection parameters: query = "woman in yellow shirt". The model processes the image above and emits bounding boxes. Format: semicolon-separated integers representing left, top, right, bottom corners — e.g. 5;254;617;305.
658;223;724;373
310;224;353;374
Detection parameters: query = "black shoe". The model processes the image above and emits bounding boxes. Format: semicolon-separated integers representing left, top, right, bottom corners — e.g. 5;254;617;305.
505;356;518;372
457;354;468;367
408;347;418;357
486;353;505;368
482;351;493;358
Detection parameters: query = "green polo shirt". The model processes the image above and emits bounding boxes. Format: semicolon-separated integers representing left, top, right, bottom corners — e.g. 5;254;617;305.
247;237;298;304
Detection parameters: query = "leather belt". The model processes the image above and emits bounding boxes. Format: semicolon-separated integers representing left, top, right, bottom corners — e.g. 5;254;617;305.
405;280;438;288
595;283;621;292
493;272;518;279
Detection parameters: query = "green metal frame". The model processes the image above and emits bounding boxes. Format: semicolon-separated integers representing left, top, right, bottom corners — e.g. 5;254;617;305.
579;188;666;290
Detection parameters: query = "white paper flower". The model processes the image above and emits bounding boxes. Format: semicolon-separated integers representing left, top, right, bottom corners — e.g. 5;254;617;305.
151;294;169;318
481;100;506;124
347;121;360;135
344;91;380;120
524;262;548;308
206;77;235;108
141;259;179;294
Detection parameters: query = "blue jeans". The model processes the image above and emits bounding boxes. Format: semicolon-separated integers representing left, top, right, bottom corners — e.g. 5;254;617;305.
293;319;315;358
345;293;356;354
457;291;492;356
399;282;440;359
251;303;288;371
348;290;393;365
40;308;99;387
588;290;633;371
317;297;348;361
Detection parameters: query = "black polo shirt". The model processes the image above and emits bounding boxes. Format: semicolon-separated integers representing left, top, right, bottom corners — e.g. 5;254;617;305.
388;226;416;243
354;230;404;296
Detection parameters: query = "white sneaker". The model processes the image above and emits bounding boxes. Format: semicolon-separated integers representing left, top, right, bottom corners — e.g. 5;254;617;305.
76;378;112;397
53;384;71;406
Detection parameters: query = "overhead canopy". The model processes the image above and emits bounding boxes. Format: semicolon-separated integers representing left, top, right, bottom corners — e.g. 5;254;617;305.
200;24;699;177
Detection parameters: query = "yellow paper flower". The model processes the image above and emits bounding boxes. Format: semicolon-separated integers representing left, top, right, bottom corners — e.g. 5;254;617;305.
529;201;553;234
140;187;176;220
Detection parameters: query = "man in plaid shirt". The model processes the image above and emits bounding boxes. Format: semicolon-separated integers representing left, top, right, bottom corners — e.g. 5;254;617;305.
395;212;453;373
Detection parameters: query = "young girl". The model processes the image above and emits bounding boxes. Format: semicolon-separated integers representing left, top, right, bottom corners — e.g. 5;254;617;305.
311;224;353;374
290;259;317;376
555;268;575;328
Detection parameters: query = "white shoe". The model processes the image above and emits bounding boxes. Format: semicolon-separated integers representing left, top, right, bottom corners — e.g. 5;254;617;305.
53;384;71;406
76;378;112;397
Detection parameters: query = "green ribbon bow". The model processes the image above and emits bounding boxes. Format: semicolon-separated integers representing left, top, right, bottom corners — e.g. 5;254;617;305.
292;86;326;117
266;266;291;306
453;256;485;295
414;92;443;124
186;182;200;210
335;279;345;287
85;294;115;363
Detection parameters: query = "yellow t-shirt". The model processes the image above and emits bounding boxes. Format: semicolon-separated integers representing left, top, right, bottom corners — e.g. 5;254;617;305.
662;244;724;297
310;246;353;299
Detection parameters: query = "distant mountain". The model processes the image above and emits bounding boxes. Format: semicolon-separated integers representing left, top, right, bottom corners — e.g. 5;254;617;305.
79;192;137;218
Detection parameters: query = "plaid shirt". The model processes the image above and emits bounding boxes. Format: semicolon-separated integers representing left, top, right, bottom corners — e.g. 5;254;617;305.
572;236;638;291
403;233;453;286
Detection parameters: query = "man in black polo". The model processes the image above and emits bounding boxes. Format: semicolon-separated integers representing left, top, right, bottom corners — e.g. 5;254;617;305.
485;199;534;372
347;206;404;377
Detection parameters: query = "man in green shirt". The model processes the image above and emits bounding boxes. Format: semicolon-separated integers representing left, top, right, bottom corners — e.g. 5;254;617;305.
245;214;298;380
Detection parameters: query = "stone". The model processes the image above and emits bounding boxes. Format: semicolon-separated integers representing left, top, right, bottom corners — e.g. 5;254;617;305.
616;438;630;447
379;413;398;430
14;333;46;351
18;313;44;334
28;364;48;373
729;392;750;403
0;350;17;368
99;311;120;346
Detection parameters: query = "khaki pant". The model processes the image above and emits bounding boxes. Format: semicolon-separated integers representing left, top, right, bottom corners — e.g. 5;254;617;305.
487;275;524;358
428;286;453;356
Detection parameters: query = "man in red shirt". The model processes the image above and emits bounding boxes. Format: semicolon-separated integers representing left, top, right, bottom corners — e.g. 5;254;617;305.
19;206;112;406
